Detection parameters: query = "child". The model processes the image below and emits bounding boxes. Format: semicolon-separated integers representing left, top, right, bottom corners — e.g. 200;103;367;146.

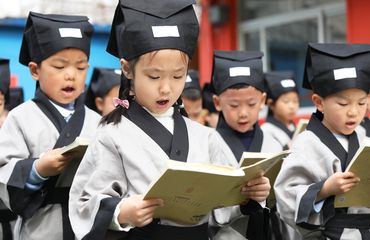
7;87;24;111
202;82;219;128
85;67;121;116
0;59;10;123
210;50;280;240
262;71;300;150
0;12;100;240
181;69;207;124
274;43;370;239
68;1;270;239
0;58;17;240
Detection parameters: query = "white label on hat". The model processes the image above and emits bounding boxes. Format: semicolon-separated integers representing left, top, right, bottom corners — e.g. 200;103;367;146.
280;79;296;88
152;26;180;38
333;67;357;80
114;69;122;75
59;28;82;38
229;67;250;77
186;75;192;83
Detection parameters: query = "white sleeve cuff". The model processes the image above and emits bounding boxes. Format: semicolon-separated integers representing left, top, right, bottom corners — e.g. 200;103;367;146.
258;200;266;208
313;200;324;213
109;199;135;232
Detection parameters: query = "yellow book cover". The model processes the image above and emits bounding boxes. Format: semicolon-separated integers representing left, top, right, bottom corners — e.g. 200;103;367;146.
143;154;286;225
335;138;370;208
239;150;290;207
292;118;309;140
59;137;90;159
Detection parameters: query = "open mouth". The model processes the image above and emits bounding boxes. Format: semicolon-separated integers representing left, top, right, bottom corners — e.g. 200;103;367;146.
157;100;169;106
62;87;75;96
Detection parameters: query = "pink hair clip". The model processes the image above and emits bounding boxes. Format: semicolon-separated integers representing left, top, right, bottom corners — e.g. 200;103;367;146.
113;97;130;109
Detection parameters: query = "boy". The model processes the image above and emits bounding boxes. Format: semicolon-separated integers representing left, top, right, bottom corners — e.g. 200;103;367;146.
274;43;370;239
210;50;281;240
85;67;121;116
0;12;100;240
0;58;17;240
262;71;300;150
182;69;206;124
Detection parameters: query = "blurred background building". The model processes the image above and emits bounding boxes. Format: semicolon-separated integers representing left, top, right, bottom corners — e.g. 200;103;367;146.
0;0;369;115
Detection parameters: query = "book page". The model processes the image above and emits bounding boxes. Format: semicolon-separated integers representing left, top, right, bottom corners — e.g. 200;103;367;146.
334;139;370;208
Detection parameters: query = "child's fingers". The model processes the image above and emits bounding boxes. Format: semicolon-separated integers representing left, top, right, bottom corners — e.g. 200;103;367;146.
142;198;164;208
242;183;270;193
246;176;269;187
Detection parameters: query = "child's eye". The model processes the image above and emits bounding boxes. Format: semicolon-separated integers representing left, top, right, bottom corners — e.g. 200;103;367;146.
149;75;160;80
230;104;238;108
174;75;183;79
248;103;257;107
77;67;87;71
359;102;366;106
53;66;64;70
338;103;347;106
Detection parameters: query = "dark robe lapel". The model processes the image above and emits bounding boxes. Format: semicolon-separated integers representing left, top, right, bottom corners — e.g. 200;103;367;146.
124;100;189;162
306;111;359;171
216;113;263;161
248;124;264;152
32;88;86;148
265;115;294;138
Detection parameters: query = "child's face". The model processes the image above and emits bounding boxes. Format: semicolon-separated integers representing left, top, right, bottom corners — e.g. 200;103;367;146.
95;85;120;116
29;48;88;104
270;91;299;124
313;88;368;135
182;97;204;124
123;49;188;114
213;86;266;133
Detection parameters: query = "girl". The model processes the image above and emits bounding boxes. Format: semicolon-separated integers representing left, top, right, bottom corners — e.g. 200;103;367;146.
262;71;300;150
69;1;270;239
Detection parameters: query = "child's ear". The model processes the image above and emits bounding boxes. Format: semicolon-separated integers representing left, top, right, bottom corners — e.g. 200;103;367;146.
259;92;267;110
312;93;324;112
213;95;222;112
266;98;274;110
28;62;40;81
120;58;133;80
95;97;104;113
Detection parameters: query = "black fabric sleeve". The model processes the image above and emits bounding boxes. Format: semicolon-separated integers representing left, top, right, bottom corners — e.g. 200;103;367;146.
7;158;47;219
82;197;128;240
296;180;335;229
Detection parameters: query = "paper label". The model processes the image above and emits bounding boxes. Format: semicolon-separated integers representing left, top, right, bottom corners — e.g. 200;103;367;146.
229;67;250;77
152;26;180;38
59;28;82;38
333;67;357;80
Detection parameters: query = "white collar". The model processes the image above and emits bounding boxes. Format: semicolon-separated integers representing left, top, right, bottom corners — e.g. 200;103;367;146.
49;100;75;119
148;107;174;118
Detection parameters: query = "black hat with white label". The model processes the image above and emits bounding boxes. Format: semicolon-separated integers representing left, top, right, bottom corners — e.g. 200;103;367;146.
303;43;370;97
19;11;94;65
264;71;298;100
211;50;265;95
85;67;121;112
185;69;201;91
0;59;10;103
106;0;199;60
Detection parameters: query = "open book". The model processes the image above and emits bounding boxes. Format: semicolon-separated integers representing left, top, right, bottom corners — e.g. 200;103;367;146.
143;152;288;225
334;138;370;208
239;150;290;207
59;137;90;159
292;118;309;140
